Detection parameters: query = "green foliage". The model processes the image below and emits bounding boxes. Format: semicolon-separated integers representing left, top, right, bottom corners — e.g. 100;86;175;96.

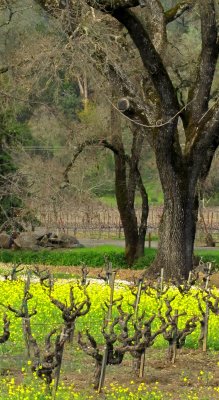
35;73;81;120
209;194;219;206
57;78;82;119
0;247;218;270
0;109;38;227
0;246;157;269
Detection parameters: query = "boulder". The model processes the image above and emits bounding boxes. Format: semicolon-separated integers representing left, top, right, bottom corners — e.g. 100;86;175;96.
58;233;82;248
205;233;216;247
10;231;83;250
0;232;10;249
13;232;39;250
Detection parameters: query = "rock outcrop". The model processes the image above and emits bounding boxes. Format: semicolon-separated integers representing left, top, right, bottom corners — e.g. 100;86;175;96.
12;231;83;250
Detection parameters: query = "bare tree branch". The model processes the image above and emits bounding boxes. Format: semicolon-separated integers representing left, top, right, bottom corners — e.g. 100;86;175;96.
110;9;179;117
0;67;8;74
63;136;147;204
188;99;219;157
63;139;101;183
187;0;219;128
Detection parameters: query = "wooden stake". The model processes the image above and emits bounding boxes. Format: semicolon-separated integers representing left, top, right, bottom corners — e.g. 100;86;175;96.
172;310;178;364
108;262;113;288
139;351;146;378
203;305;209;352
22;273;31;359
148;232;151;248
52;329;65;400
134;279;143;320
108;270;116;321
139;268;164;376
187;271;192;285
98;345;108;394
203;263;211;352
160;268;164;294
205;262;212;290
133;279;144;377
98;271;116;393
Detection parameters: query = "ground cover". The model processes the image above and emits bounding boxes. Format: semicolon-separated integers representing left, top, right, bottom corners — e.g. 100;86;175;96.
1;277;219;399
0;247;219;270
0;246;155;269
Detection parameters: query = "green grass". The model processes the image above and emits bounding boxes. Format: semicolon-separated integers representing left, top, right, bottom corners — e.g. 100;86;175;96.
144;180;163;205
0;246;219;270
0;245;125;268
195;250;219;269
99;178;164;207
99;195;144;207
99;191;163;207
0;246;127;270
98;174;164;206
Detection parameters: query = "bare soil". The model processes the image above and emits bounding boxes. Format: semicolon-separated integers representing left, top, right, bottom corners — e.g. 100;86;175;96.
7;347;219;399
45;264;219;288
61;347;219;399
46;264;145;281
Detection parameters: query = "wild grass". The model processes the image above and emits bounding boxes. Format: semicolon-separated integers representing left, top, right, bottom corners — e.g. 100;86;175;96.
0;246;219;270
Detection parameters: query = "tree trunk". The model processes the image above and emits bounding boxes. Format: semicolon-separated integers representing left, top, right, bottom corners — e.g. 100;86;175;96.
111;97;148;266
151;155;199;281
120;209;146;265
114;152;140;266
136;234;145;259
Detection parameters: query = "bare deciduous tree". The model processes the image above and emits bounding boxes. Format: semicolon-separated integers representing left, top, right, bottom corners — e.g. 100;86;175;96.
4;0;210;280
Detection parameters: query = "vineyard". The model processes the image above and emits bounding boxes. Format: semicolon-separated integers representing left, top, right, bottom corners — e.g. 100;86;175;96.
1;265;219;399
37;206;219;245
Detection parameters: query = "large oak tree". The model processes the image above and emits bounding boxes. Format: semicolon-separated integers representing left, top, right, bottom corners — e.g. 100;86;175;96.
85;0;219;281
35;0;219;280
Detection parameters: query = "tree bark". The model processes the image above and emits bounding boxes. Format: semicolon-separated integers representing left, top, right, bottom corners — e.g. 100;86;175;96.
114;156;140;266
110;90;149;265
111;102;146;265
150;130;199;281
153;190;199;281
